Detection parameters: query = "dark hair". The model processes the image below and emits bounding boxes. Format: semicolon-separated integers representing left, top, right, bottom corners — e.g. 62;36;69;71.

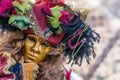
0;17;20;33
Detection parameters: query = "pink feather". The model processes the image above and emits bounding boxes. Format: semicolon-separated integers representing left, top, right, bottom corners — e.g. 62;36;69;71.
0;55;14;79
59;10;69;25
44;5;52;15
0;0;13;17
63;66;72;80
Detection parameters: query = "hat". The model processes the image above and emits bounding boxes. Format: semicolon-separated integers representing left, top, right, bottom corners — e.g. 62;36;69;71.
0;0;100;66
33;0;65;45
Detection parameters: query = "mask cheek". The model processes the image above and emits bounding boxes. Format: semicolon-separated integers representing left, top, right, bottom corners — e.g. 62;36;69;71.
45;46;51;54
25;41;34;50
34;54;47;63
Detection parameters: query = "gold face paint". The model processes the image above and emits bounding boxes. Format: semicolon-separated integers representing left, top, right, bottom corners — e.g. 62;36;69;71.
24;34;51;63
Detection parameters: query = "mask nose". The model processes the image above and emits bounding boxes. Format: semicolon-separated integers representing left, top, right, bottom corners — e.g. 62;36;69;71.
32;43;40;53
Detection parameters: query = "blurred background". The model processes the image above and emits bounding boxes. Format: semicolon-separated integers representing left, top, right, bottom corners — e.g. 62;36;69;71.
65;0;120;80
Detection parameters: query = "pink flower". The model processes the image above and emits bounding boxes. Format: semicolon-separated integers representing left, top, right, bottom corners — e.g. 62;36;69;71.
60;10;69;25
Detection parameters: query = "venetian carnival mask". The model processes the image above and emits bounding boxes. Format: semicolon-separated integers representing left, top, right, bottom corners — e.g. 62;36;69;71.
24;34;51;63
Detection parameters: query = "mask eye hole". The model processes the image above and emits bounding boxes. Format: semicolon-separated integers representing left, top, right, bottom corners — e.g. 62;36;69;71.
27;36;36;42
41;42;49;47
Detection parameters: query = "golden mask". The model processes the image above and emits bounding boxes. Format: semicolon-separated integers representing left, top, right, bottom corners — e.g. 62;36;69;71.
24;34;51;63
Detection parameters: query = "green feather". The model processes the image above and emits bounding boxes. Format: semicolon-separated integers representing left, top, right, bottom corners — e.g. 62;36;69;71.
47;6;63;28
12;1;32;14
63;76;67;80
46;6;64;34
12;1;25;14
9;15;35;30
23;2;32;11
47;16;60;28
50;6;63;14
50;6;62;19
55;26;63;34
53;11;62;19
51;20;61;28
47;16;55;21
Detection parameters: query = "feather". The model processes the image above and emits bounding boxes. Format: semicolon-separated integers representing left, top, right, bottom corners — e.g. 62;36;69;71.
12;0;32;14
0;0;13;17
0;53;15;79
63;23;100;66
9;15;35;30
63;66;72;80
59;10;69;24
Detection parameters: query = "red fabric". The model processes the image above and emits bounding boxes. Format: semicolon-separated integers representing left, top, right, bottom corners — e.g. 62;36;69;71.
33;0;65;46
22;29;35;34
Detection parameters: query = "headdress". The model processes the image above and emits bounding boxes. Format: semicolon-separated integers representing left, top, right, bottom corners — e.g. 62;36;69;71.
0;0;100;66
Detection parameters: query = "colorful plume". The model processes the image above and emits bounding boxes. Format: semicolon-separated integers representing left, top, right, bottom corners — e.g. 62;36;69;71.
0;0;13;17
